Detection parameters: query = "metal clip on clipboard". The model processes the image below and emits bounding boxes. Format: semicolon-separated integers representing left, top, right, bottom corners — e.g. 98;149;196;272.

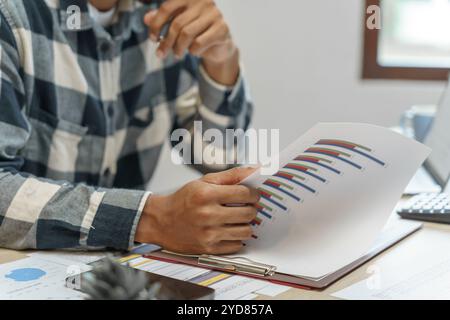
161;251;277;277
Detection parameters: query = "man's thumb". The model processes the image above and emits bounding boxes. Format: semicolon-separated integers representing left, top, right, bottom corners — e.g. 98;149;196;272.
202;167;258;185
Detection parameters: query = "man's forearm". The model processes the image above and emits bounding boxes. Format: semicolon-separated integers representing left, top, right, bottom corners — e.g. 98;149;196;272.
0;167;148;250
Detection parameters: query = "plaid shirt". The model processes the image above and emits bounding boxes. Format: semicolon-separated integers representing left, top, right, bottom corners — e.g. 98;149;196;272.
0;0;252;250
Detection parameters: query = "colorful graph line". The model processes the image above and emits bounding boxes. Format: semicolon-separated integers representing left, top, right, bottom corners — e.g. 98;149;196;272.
274;171;316;193
305;147;362;169
263;179;301;201
255;203;272;219
258;188;288;211
278;170;305;181
284;163;326;182
315;139;385;166
251;217;263;226
256;202;272;212
294;155;341;174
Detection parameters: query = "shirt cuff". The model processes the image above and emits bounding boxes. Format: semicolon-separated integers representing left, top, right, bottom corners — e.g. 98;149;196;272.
198;63;245;114
85;189;152;250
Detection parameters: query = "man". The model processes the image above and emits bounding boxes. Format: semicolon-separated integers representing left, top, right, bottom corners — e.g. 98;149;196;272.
0;0;259;254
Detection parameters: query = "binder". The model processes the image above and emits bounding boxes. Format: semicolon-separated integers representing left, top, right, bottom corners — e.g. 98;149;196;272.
145;221;422;289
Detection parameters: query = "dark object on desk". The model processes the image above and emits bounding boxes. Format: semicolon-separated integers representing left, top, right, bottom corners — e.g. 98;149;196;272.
79;257;162;300
398;193;450;224
66;257;214;300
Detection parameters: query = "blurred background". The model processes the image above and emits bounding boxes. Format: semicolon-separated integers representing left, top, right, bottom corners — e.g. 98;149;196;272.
149;0;450;192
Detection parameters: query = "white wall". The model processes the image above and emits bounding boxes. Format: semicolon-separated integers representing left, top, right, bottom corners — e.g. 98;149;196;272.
149;0;447;193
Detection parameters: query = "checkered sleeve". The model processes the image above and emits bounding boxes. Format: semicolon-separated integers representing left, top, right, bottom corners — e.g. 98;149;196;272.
172;55;253;172
196;62;252;131
0;14;150;250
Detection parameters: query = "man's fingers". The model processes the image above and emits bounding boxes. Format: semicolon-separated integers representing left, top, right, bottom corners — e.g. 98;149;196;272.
157;4;203;58
218;225;254;241
173;11;216;57
189;20;230;56
205;205;257;225
194;183;260;206
212;185;260;205
202;167;258;185
207;240;243;255
143;1;186;40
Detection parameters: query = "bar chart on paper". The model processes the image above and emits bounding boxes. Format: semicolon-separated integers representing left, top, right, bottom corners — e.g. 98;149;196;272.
237;123;430;278
249;136;387;237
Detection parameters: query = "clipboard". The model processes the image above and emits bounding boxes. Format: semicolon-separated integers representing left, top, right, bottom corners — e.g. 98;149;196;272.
145;221;422;289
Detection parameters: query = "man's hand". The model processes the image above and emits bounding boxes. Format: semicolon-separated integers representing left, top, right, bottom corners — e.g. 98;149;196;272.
143;0;240;86
135;167;260;255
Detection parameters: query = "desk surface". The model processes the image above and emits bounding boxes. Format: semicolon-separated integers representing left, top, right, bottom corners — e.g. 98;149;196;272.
268;218;450;300
1;204;449;300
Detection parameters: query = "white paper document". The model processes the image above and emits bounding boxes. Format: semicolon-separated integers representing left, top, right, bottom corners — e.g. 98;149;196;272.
238;123;430;278
0;257;88;300
254;283;293;297
29;250;106;265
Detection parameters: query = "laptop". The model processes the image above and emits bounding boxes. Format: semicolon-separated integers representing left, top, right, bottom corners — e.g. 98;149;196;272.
404;77;450;194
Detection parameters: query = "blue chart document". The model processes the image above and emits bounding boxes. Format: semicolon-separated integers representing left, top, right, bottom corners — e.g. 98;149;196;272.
237;123;430;278
0;257;87;300
5;268;46;282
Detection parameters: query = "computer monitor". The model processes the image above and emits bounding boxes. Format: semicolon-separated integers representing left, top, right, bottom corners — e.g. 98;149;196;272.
424;77;450;188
